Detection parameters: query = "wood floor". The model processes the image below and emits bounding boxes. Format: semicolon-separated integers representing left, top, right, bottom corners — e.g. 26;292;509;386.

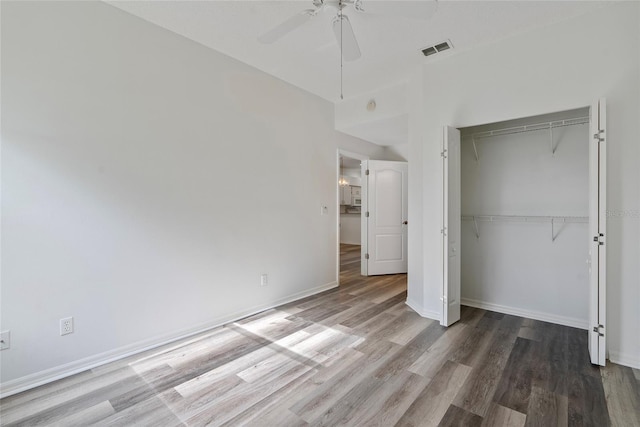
1;243;638;426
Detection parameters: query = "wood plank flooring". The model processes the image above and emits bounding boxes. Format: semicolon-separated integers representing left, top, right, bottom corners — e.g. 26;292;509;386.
1;243;638;426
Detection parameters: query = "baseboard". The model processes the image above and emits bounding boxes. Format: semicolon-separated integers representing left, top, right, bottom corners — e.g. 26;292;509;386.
461;298;588;330
0;281;338;399
608;351;640;369
405;298;440;321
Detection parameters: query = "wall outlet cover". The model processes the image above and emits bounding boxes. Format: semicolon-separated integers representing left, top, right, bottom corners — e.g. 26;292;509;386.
60;317;74;336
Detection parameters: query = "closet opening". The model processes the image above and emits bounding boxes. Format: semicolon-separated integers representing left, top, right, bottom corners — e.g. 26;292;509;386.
459;108;590;328
442;100;607;365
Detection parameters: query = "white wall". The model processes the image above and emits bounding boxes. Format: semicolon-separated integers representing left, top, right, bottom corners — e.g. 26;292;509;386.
460;115;589;327
339;168;362;245
342;168;362;183
340;214;361;245
384;144;408;162
408;3;640;367
0;1;389;393
335;83;408;147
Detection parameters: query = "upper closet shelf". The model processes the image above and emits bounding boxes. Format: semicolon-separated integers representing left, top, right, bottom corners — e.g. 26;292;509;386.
465;116;589;161
462;214;588;241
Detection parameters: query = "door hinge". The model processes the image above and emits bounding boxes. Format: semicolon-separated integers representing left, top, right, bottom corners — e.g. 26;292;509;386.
593;233;605;245
593;129;605;142
365;211;369;218
365;169;369;176
365;253;369;260
441;227;447;236
592;324;604;337
441;149;447;158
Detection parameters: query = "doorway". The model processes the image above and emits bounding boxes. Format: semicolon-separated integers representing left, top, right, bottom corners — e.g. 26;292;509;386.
337;151;365;285
336;150;409;285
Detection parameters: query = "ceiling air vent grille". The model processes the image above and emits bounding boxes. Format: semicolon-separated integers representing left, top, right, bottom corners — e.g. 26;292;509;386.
422;40;453;57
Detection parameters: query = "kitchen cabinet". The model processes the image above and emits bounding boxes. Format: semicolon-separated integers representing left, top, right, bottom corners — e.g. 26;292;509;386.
340;186;352;205
340;185;363;206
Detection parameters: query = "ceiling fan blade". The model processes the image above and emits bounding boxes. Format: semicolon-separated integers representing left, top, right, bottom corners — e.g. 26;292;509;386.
358;0;438;21
258;9;316;44
332;14;361;61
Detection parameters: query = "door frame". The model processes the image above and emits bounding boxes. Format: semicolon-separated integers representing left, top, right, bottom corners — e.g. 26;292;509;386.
336;149;369;285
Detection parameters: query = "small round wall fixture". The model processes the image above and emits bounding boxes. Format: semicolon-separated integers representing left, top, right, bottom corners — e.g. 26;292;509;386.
366;99;376;112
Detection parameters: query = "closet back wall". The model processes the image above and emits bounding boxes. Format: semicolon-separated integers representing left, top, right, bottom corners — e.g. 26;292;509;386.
460;119;589;327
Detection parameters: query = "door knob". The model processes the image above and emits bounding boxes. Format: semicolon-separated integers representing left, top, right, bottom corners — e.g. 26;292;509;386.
402;221;408;225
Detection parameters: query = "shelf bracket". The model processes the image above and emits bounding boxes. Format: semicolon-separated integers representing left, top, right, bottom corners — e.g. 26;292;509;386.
472;137;479;162
549;126;561;156
473;216;479;239
551;217;567;242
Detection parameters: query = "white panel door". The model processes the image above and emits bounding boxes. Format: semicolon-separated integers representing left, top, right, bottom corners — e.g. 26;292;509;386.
442;126;461;327
364;160;408;276
588;98;607;366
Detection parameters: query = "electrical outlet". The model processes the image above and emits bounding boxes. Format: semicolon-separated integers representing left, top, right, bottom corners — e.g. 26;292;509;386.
320;205;328;215
0;330;10;350
260;274;268;287
60;317;74;336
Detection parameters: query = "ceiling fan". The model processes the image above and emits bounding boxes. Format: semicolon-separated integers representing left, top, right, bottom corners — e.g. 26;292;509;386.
258;0;438;62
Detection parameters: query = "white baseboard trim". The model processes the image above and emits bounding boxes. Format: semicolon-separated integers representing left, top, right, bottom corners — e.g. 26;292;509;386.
461;298;588;330
0;281;338;399
405;299;440;321
609;351;640;369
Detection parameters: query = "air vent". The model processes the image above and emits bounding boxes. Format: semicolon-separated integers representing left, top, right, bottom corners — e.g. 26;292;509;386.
421;40;453;57
421;46;437;56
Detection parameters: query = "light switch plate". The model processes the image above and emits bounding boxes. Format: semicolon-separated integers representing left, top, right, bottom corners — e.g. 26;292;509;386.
0;330;10;350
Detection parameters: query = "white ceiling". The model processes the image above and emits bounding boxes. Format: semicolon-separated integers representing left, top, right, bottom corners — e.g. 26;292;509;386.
107;1;606;103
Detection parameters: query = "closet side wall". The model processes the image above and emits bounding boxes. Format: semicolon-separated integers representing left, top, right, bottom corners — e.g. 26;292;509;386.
461;121;589;327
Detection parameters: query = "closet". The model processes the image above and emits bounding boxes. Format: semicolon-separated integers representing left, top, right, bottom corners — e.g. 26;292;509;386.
442;100;607;366
459;108;591;327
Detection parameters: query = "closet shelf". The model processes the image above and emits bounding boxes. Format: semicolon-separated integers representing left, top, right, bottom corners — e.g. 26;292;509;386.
465;116;589;161
461;214;588;222
461;215;588;241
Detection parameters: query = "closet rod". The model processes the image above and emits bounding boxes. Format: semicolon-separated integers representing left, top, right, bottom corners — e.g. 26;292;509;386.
462;215;588;241
461;215;588;223
464;116;589;141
